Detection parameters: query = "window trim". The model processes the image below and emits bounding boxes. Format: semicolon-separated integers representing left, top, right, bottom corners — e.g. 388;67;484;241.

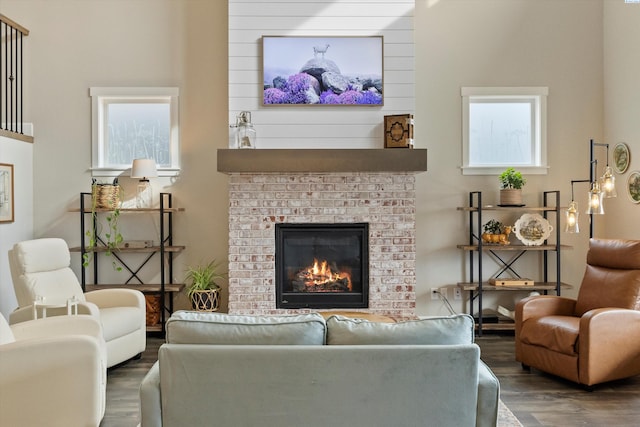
90;87;180;177
461;86;549;175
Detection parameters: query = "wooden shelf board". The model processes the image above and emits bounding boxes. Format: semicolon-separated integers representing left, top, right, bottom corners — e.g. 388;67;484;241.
70;245;185;253
456;244;567;251
70;207;185;213
457;282;570;292
476;322;515;331
85;284;184;293
457;206;560;212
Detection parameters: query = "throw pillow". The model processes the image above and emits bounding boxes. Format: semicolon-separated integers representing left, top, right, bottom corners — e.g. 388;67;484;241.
326;313;474;345
165;311;326;345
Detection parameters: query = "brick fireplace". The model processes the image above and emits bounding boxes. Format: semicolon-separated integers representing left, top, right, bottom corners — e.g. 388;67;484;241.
218;149;427;318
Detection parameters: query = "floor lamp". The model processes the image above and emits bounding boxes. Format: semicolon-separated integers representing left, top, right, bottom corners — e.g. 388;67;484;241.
566;139;616;238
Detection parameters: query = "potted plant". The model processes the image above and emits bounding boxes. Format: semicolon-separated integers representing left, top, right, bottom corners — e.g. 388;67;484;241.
83;179;124;271
499;167;526;206
481;219;512;245
185;259;226;311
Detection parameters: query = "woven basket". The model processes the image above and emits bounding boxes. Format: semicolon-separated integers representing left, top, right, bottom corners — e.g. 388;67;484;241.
145;295;161;326
190;289;220;312
92;184;121;209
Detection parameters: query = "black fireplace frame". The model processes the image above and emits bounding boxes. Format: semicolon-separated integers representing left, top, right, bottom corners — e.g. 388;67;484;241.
275;223;369;309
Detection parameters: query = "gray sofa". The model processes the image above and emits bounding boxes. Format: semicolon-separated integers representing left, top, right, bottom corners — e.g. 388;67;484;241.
140;311;500;427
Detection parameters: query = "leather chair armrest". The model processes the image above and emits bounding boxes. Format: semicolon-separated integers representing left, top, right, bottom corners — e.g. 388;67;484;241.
85;288;146;309
578;308;640;385
516;295;576;324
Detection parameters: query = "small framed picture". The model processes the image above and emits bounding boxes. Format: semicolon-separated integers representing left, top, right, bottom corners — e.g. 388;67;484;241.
613;142;630;174
0;163;14;223
627;170;640;204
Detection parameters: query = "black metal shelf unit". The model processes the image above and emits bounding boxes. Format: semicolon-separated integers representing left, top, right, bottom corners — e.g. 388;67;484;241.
457;190;567;335
75;192;184;333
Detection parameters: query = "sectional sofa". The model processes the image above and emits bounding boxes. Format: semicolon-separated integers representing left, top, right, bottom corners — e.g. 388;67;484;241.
140;311;499;427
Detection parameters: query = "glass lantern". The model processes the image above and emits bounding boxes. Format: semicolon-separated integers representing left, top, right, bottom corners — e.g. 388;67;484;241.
235;111;256;149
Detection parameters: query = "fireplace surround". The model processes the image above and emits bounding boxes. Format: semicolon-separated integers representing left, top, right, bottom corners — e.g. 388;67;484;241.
219;148;427;318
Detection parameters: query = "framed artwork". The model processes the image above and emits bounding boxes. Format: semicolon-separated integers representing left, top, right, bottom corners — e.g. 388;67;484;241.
627;170;640;204
613;142;630;174
0;163;14;223
262;36;383;106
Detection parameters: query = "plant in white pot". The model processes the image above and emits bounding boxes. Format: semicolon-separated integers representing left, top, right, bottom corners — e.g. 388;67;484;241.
499;167;526;206
185;260;226;312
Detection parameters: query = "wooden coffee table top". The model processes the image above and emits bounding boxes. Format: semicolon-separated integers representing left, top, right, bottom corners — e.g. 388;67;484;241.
318;311;396;323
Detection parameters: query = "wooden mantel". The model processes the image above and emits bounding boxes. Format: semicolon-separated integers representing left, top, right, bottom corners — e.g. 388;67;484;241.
217;149;427;173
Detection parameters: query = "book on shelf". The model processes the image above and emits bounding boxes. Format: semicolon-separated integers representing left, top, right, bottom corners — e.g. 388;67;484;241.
489;277;534;286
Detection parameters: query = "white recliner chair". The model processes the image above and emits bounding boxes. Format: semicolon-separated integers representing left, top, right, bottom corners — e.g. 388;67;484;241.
0;313;106;427
8;238;146;367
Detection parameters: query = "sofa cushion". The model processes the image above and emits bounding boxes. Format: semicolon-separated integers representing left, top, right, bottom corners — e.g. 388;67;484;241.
326;314;474;345
165;311;326;345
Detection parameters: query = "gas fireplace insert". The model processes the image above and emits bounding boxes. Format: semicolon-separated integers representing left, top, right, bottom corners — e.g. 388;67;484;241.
275;223;369;309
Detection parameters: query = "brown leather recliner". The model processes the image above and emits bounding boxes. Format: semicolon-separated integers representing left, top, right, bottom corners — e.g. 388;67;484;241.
515;238;640;387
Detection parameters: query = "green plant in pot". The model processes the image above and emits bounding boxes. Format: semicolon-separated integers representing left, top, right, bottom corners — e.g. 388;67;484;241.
185;260;226;312
498;167;526;206
83;179;124;271
481;219;512;245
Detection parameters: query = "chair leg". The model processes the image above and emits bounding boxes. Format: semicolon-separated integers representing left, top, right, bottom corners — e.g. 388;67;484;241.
521;363;531;371
133;352;143;360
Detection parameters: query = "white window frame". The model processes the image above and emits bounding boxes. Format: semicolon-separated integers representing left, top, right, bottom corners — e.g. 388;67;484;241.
461;86;548;175
90;87;180;177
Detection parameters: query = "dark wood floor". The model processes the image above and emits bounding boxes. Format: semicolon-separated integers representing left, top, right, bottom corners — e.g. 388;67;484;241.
477;334;640;427
101;334;640;427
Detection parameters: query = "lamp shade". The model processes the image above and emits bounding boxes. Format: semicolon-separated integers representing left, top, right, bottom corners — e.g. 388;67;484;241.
131;159;158;179
565;201;579;233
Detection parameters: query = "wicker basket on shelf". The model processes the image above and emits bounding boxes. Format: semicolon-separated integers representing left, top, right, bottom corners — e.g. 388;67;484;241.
92;184;121;209
145;295;161;326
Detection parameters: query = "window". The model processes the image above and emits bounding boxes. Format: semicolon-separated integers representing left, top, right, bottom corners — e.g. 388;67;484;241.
461;87;548;175
90;87;180;176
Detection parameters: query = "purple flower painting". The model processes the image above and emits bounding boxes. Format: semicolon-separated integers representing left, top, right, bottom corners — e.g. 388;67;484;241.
262;36;383;106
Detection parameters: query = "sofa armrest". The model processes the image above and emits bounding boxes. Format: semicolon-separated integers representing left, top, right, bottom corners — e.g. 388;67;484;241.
140;361;162;427
578;308;640;385
11;314;103;341
0;335;105;426
85;288;145;309
476;360;500;427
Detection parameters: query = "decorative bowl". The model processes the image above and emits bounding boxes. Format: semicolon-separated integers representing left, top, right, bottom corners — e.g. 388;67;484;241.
513;213;553;246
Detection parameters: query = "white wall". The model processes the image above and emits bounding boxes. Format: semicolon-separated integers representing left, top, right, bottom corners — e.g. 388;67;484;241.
603;0;640;240
0;130;34;318
2;0;636;319
228;0;415;148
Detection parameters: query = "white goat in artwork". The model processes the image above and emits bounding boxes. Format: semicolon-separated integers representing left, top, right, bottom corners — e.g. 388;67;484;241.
313;44;330;58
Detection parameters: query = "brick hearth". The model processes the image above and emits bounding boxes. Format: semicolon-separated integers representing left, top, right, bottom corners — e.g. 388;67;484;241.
226;172;418;317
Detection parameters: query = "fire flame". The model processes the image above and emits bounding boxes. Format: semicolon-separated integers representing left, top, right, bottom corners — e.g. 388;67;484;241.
298;258;352;291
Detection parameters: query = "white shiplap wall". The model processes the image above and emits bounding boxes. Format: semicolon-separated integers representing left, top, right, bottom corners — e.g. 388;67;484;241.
229;0;415;149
